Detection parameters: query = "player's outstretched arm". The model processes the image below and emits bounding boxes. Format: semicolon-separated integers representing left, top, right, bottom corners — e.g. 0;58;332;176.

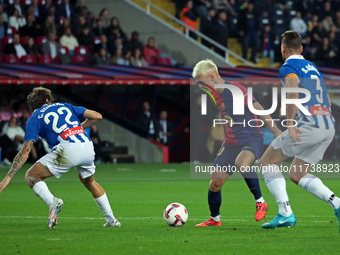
81;109;103;129
252;101;282;138
0;140;33;194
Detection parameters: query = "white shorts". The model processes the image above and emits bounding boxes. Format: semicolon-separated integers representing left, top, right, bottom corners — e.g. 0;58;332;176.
38;141;96;179
272;125;335;164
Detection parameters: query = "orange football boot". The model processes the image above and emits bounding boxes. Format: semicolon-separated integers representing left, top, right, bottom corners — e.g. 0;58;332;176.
195;218;222;226
255;202;268;221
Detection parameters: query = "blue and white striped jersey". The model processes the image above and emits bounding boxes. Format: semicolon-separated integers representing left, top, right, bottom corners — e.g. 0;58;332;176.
24;102;91;150
279;55;335;129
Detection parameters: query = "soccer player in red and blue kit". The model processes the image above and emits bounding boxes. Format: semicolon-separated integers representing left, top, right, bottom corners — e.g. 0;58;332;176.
193;59;282;226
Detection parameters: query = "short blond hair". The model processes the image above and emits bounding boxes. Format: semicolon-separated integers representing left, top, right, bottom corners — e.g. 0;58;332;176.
192;59;218;79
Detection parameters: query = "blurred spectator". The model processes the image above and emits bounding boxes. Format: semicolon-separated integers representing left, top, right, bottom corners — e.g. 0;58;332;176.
20;15;38;37
4;33;27;58
8;8;26;31
112;47;130;66
200;8;216;48
261;25;274;67
212;0;236;15
42;32;71;64
74;15;87;36
77;26;93;48
136;101;157;139
94;34;114;57
128;31;143;56
311;20;325;47
156;110;173;145
212;11;228;56
107;17;126;40
143;37;161;64
60;27;79;55
322;15;334;33
93;18;105;36
57;17;71;37
47;5;57;22
295;0;310;17
290;11;307;38
318;1;332;20
56;0;75;19
8;0;25;17
0;98;13;121
0;4;8;24
238;2;259;62
75;0;86;14
95;47;111;65
39;0;54;20
98;8;110;29
43;15;56;35
317;36;337;66
0;15;7;39
3;116;37;161
26;0;41;20
130;48;148;67
24;37;39;56
181;0;197;39
194;0;211;18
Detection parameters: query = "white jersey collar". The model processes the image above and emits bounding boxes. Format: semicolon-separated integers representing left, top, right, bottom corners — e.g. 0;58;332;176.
286;55;304;61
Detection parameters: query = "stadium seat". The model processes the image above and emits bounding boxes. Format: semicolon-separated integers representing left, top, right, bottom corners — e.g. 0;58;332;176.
38;0;46;4
7;27;17;35
74;46;89;55
4;54;20;63
21;0;32;5
72;55;87;64
3;36;13;45
20;36;29;45
60;46;69;55
156;56;171;65
93;37;101;45
36;36;48;45
38;55;54;64
21;55;37;63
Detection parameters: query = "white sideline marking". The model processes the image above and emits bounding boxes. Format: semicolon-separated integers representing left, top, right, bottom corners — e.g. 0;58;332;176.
160;169;177;172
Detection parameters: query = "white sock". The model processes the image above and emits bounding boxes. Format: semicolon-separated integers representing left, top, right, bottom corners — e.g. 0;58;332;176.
298;173;340;210
256;196;265;203
263;164;293;217
211;215;220;222
32;181;55;208
94;193;116;223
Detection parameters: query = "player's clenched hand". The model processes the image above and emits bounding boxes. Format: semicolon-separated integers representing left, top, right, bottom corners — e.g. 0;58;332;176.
288;126;302;142
0;178;10;194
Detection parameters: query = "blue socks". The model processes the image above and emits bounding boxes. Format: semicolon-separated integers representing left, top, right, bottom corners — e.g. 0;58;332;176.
208;189;221;217
242;168;262;200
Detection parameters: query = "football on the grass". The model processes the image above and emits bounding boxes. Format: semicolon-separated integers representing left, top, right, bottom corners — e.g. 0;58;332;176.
163;203;188;227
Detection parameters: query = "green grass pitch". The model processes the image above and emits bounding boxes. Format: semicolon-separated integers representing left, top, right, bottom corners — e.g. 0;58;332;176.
1;162;340;255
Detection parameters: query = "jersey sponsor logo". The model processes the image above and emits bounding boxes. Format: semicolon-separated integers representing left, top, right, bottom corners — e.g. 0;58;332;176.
60;126;85;140
310;106;331;116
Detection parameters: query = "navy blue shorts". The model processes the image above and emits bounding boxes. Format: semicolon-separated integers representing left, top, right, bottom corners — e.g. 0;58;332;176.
212;139;264;175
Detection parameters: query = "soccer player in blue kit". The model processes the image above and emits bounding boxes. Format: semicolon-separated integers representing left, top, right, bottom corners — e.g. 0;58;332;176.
192;59;282;226
0;87;121;229
259;30;340;232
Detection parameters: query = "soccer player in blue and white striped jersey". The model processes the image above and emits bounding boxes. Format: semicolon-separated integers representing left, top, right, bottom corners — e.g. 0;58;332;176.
259;30;340;232
0;87;121;229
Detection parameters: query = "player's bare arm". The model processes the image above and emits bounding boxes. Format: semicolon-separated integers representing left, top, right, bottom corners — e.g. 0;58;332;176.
252;101;282;138
81;109;103;129
285;76;302;141
0;140;33;193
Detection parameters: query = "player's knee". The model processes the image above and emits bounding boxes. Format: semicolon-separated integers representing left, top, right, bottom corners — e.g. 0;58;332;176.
288;172;300;185
82;177;95;189
25;171;41;188
209;180;222;192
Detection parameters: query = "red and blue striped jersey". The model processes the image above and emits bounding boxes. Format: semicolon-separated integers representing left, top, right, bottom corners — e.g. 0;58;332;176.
215;81;263;145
